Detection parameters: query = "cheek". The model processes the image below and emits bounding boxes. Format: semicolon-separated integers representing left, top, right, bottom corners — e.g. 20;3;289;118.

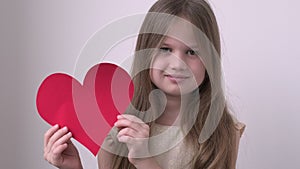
190;61;206;85
149;69;154;82
149;56;168;79
151;55;167;70
149;68;160;83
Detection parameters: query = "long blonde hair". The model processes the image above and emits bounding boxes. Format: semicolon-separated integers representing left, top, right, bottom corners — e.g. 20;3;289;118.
111;0;237;168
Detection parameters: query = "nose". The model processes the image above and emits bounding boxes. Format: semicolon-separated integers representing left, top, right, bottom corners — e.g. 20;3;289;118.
169;52;187;71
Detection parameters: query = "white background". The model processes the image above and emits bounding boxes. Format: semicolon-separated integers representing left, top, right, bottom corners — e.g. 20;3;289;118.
1;0;299;168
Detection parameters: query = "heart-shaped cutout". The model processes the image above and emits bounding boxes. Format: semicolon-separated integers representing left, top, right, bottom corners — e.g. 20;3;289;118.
36;63;134;155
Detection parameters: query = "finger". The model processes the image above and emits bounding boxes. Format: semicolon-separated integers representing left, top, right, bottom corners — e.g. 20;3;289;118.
117;127;138;138
47;133;71;166
44;133;72;165
116;118;150;135
52;143;68;160
114;118;141;132
115;114;146;129
115;118;150;137
117;135;133;144
44;124;59;148
46;126;69;154
52;132;72;150
49;143;68;166
117;114;144;123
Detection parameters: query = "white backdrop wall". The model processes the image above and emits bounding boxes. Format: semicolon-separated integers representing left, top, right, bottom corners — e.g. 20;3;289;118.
0;0;299;169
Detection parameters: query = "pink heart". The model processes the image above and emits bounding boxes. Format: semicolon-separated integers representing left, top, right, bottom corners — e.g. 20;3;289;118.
36;63;134;155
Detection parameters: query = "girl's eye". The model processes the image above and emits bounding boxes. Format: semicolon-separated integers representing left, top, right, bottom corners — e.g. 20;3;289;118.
187;50;196;56
159;47;172;53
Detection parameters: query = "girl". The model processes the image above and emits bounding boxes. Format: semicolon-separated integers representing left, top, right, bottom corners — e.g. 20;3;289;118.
43;0;245;169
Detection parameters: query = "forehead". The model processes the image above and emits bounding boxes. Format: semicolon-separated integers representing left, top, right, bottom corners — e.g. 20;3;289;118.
162;36;198;50
165;20;198;48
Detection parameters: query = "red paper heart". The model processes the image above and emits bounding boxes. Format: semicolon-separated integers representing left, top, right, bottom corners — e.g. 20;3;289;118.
36;63;134;155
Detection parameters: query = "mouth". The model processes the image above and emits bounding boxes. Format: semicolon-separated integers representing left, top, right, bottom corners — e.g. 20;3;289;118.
165;74;189;83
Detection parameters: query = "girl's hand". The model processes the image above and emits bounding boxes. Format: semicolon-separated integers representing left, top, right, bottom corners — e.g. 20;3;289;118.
114;114;153;166
43;125;83;169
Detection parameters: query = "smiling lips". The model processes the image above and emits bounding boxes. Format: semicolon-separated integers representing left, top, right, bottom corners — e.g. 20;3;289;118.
165;74;189;83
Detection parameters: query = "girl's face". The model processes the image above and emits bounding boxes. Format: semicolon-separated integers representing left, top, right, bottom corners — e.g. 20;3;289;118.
150;35;206;97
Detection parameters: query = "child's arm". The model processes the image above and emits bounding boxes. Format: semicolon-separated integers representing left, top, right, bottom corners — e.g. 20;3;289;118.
44;125;83;169
97;148;114;169
113;114;163;169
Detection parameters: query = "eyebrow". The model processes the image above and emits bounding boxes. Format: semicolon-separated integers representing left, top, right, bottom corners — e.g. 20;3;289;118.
161;42;199;49
160;42;170;46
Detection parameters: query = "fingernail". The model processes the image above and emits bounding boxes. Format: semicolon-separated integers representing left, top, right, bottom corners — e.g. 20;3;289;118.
63;126;68;130
54;124;59;128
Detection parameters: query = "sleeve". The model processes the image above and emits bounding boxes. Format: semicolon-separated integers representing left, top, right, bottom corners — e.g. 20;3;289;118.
100;126;128;157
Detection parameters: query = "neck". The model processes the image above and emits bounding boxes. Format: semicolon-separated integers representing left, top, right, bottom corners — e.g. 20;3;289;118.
155;94;190;126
